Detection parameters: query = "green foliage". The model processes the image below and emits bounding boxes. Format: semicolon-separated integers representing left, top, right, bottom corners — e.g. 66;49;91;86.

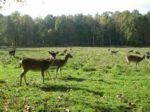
1;10;150;47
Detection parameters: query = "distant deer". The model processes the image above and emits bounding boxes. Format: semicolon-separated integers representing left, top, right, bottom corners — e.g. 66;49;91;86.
51;53;73;78
145;52;150;59
48;51;59;59
146;52;150;56
19;58;54;86
9;49;16;57
125;54;145;66
108;48;110;51
128;50;134;53
111;50;118;55
59;49;68;56
145;53;150;65
63;49;67;53
135;51;140;55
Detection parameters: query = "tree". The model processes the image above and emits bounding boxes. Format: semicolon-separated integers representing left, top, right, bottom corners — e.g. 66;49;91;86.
19;15;34;46
6;11;21;47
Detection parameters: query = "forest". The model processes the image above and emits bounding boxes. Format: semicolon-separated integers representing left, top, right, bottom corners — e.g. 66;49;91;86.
0;10;150;47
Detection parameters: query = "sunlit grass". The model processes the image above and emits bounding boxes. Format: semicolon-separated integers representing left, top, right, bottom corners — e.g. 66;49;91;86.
0;47;150;111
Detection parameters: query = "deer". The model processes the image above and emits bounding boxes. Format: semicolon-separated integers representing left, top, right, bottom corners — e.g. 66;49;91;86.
9;49;16;57
144;53;150;65
59;49;68;56
135;51;140;55
107;49;118;55
19;58;54;86
128;50;134;53
111;50;118;55
146;52;150;56
48;51;59;59
50;53;73;78
125;54;145;67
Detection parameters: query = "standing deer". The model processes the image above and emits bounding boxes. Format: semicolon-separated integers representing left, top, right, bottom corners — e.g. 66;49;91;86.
145;53;150;65
19;58;54;86
51;53;73;78
111;50;118;55
125;54;145;66
9;49;16;57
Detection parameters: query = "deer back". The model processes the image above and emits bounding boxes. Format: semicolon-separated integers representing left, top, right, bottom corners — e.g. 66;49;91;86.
21;58;53;71
127;55;143;62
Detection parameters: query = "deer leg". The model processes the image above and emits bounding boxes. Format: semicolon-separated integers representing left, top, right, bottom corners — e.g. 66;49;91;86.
135;62;138;69
24;74;29;85
56;67;59;78
20;70;28;86
60;68;62;77
41;70;45;84
46;70;51;79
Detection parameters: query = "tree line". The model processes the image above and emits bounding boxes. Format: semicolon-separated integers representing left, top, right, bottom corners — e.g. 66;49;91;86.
0;10;150;47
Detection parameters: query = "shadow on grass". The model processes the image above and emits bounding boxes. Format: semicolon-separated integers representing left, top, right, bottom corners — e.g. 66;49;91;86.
17;49;41;52
72;99;114;111
40;84;104;96
117;105;132;112
91;79;116;84
62;75;85;82
98;79;116;84
0;80;6;83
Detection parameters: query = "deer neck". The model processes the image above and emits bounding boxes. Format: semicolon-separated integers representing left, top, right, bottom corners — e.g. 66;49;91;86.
64;56;69;64
143;55;145;59
141;55;145;61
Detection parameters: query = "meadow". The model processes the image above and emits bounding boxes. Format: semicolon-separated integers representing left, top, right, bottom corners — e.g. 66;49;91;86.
0;47;150;112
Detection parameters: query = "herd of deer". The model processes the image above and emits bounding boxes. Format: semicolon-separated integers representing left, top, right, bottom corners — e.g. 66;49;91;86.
16;49;72;86
7;48;150;86
108;49;150;66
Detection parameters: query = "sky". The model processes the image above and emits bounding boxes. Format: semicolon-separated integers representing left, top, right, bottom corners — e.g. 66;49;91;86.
0;0;150;18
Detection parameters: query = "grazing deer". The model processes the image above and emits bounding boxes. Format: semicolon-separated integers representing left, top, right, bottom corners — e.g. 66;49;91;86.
63;49;67;53
146;52;150;56
51;53;73;78
125;54;145;66
59;49;68;56
111;50;118;55
128;50;134;53
19;58;54;86
9;49;16;57
48;51;59;59
135;51;140;55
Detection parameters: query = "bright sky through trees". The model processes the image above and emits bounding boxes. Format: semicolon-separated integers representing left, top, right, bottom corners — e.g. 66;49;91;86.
1;0;150;18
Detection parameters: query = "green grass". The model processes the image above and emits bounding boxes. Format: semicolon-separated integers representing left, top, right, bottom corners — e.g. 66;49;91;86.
0;47;150;112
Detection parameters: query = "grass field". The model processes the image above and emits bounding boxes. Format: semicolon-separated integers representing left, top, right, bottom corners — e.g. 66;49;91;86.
0;47;150;112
